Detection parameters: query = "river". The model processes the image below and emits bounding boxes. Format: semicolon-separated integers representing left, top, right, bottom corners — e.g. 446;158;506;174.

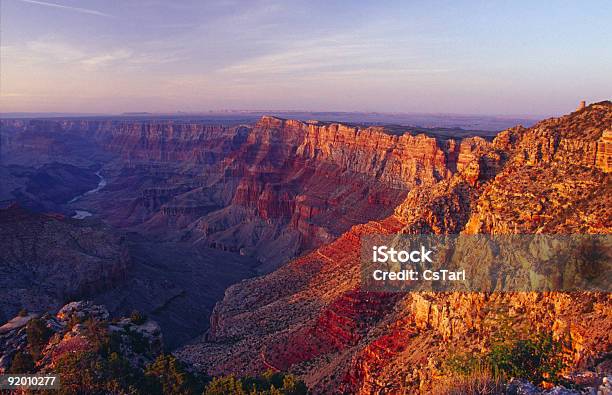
70;170;106;219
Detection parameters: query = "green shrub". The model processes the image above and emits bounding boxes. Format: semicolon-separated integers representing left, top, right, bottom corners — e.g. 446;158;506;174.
282;374;308;395
441;331;567;392
145;354;203;395
205;375;245;395
204;370;308;395
9;351;35;373
488;332;566;385
443;352;481;376
54;351;106;394
25;317;52;360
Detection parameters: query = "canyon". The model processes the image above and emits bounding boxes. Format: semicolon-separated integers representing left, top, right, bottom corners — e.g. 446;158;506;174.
0;103;610;392
0;113;495;348
176;102;611;393
0;115;499;270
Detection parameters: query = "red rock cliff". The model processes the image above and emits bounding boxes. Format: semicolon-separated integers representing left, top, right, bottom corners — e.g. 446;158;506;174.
176;102;612;393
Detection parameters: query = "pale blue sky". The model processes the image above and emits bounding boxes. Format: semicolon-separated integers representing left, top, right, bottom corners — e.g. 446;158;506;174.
1;0;611;115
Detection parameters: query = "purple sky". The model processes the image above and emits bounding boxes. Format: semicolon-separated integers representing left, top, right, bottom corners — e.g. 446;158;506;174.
1;0;611;116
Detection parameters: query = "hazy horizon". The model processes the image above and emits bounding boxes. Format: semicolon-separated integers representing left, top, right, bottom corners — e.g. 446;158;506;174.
1;0;611;115
0;108;545;118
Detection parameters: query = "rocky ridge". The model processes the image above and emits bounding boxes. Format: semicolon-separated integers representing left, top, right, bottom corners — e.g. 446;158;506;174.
0;301;162;374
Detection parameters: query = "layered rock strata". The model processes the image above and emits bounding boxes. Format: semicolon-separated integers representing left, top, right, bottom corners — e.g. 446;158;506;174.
176;102;612;393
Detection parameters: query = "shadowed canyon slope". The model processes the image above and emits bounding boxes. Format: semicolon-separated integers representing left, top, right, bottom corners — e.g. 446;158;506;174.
0;205;129;323
176;102;612;393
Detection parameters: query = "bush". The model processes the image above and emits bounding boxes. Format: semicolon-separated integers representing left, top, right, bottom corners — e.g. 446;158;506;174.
25;317;52;360
488;332;566;385
54;349;168;394
83;318;110;354
282;374;308;395
145;354;203;395
54;351;106;394
444;352;481;376
205;375;245;395
106;352;139;386
18;308;28;317
440;331;567;393
204;370;308;395
9;351;35;373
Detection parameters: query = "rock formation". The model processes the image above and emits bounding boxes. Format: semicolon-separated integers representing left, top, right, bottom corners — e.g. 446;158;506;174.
0;301;163;374
176;102;612;393
1;115;493;270
596;129;611;173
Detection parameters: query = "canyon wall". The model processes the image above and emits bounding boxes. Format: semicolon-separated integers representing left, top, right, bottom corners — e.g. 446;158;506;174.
176;102;612;393
1;116;487;270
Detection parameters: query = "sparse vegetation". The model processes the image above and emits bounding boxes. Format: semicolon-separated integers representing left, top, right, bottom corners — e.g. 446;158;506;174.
204;370;308;395
434;365;505;395
9;351;35;373
205;375;245;395
145;354;204;395
25;317;52;360
443;351;481;376
54;348;205;395
488;332;567;386
439;330;568;394
82;318;110;353
7;306;308;395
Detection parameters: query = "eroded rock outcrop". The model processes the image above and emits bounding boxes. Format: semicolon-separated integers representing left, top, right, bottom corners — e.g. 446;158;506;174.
0;301;162;374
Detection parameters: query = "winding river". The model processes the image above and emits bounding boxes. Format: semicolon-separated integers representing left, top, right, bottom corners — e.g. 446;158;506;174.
70;170;107;219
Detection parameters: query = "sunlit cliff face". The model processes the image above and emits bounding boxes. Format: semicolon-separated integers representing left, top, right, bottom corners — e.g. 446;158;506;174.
176;102;612;393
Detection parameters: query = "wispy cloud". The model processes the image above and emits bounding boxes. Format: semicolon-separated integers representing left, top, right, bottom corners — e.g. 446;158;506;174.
26;39;85;62
218;34;451;80
80;49;133;67
4;37;182;70
15;0;113;17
